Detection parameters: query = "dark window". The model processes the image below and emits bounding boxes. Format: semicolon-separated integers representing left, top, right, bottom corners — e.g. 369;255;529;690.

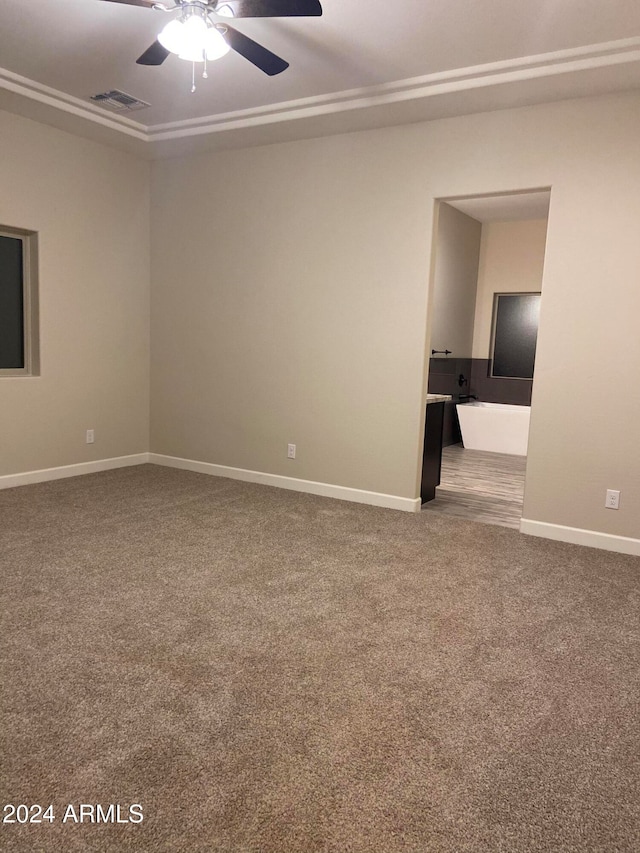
0;234;25;369
0;227;38;376
491;292;540;379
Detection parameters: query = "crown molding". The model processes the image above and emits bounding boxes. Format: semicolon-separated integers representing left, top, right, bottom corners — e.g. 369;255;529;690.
146;37;640;141
0;67;148;141
1;36;640;152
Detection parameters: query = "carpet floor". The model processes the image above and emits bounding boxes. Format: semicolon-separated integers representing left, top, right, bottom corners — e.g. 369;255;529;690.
1;464;639;852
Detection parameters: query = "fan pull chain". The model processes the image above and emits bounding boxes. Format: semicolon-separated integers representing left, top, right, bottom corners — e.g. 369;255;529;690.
191;62;196;93
203;54;209;80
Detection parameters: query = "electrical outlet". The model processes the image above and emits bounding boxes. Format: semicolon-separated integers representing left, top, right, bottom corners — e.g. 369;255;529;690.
86;429;95;444
605;489;620;510
287;443;296;459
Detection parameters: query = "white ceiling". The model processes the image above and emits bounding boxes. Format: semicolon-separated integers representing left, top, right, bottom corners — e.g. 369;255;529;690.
1;0;640;157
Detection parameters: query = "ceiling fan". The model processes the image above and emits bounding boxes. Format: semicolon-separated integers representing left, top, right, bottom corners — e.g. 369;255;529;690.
100;0;323;82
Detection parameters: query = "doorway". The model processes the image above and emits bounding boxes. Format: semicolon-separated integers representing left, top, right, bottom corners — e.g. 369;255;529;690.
422;189;550;528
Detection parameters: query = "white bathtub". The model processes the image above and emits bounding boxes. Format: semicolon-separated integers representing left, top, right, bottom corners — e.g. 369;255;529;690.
456;402;531;455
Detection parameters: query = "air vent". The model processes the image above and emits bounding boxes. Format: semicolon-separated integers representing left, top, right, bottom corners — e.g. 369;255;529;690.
90;90;151;112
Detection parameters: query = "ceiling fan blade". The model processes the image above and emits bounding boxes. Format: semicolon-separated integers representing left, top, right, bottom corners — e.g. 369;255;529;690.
217;24;289;75
136;40;171;65
215;0;322;16
100;0;165;8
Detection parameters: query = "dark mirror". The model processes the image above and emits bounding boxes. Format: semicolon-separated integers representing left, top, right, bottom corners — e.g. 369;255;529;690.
490;292;540;379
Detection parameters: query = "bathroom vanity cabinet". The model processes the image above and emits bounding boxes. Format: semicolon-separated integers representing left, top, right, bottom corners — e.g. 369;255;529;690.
421;395;451;504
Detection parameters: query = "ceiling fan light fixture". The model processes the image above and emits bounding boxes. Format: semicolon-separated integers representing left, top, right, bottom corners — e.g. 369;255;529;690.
158;8;229;62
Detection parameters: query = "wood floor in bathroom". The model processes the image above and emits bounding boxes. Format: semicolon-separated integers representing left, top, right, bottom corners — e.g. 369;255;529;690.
423;444;526;529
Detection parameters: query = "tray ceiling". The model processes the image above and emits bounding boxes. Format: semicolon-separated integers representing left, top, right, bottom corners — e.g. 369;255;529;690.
1;0;639;157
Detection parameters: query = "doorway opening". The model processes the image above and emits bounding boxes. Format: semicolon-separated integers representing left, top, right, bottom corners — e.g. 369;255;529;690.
422;189;550;528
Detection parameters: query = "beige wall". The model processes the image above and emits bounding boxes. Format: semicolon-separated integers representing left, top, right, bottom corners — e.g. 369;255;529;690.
151;91;640;540
150;134;430;497
472;218;548;359
429;203;481;361
0;110;150;476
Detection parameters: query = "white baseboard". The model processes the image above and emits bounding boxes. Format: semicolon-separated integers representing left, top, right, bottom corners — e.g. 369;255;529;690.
149;453;421;513
520;518;640;557
0;453;150;490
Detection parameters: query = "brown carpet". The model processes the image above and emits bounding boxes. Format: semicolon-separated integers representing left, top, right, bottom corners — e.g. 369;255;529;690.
1;465;639;852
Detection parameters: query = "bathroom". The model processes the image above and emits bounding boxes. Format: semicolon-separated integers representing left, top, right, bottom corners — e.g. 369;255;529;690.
424;190;549;528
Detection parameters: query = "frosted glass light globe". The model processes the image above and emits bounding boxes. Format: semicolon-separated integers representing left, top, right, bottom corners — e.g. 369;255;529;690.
158;19;186;55
175;15;207;61
204;27;230;61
